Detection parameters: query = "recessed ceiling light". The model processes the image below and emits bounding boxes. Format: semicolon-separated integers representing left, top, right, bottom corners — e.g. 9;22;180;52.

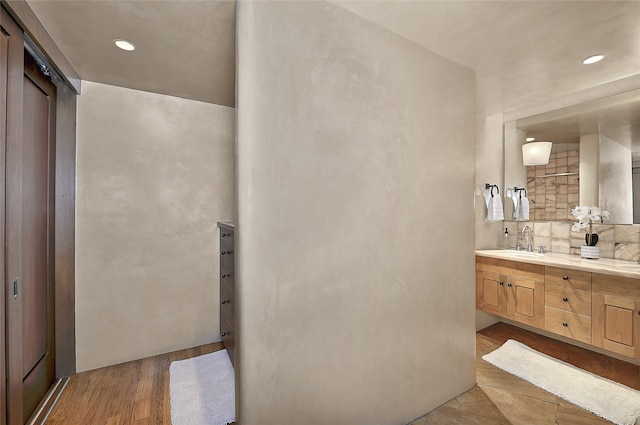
582;54;605;65
114;39;135;52
526;137;536;142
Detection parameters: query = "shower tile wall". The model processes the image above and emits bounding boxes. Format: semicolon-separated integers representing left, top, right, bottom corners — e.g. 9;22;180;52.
502;220;640;261
527;150;579;221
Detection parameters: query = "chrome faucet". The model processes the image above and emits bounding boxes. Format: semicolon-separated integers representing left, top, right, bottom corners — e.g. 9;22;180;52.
522;225;533;252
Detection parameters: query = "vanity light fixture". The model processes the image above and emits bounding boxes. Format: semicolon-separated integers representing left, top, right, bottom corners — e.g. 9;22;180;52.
526;137;536;142
582;54;605;65
114;39;136;52
522;141;552;166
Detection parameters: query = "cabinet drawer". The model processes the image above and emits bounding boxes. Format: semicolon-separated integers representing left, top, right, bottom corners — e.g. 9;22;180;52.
545;266;591;291
220;312;234;366
545;306;591;344
545;284;591;316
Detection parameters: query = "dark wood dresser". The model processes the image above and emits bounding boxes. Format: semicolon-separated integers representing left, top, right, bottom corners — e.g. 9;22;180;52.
217;222;235;366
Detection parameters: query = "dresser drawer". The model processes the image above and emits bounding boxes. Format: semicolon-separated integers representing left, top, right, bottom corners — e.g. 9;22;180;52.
220;247;234;270
220;269;234;288
220;279;234;322
545;266;591;291
220;229;234;247
220;312;234;366
545;284;591;316
545;306;591;344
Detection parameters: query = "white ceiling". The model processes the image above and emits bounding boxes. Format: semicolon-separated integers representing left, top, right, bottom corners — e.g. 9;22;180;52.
26;0;640;115
335;0;640;115
26;0;236;107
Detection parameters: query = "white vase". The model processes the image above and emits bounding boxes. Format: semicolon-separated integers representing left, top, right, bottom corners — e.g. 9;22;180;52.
581;245;600;259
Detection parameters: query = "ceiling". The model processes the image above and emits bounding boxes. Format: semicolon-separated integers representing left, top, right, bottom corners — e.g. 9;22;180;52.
26;0;640;114
26;0;236;107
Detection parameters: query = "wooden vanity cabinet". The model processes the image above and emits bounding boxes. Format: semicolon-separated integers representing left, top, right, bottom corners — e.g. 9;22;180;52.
476;257;545;328
477;254;640;360
592;273;640;359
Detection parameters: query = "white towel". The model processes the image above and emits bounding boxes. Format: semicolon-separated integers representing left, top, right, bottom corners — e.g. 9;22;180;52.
517;196;530;220
484;188;504;221
509;190;520;219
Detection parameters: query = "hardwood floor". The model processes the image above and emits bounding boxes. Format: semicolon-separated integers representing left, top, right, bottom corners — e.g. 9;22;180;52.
44;342;223;425
45;323;640;424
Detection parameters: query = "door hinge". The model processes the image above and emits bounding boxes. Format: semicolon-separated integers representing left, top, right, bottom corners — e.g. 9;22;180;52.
12;278;18;299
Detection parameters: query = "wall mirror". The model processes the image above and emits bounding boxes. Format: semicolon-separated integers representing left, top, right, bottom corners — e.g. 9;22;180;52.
504;88;640;224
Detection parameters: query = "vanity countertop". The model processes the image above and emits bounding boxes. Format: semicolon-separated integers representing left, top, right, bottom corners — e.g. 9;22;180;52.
476;249;640;279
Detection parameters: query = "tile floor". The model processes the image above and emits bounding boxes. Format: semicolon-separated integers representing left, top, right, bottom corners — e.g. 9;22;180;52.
411;322;640;424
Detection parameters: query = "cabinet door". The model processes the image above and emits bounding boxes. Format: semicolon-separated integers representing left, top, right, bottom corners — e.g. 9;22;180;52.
593;293;640;359
507;275;545;328
476;270;506;317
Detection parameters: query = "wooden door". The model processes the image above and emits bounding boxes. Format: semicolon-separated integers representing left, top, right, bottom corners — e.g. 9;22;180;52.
22;51;56;421
506;275;545;328
593;292;640;359
475;270;506;317
6;49;57;424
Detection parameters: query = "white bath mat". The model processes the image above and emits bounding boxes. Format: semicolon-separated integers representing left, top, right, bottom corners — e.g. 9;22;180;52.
482;339;640;425
170;349;235;425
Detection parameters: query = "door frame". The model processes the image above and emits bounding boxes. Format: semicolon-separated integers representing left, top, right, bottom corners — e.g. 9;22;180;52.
1;4;77;424
2;7;25;425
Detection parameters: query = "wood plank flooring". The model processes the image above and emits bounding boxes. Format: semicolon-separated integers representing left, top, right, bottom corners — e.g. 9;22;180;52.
44;342;223;425
45;323;640;424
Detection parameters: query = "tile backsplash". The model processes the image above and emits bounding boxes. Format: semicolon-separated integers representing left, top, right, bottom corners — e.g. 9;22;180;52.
526;149;580;221
502;220;640;262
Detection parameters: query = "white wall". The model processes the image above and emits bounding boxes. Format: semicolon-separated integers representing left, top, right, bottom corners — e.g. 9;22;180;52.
580;133;599;206
599;133;633;223
236;2;476;423
75;81;234;371
475;113;504;330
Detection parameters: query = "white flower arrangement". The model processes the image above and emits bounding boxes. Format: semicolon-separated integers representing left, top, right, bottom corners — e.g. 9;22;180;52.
570;206;610;246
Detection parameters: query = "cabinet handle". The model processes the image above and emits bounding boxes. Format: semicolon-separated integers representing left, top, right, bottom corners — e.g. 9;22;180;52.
562;297;568;302
562;322;568;327
222;273;232;278
507;283;513;287
499;281;504;286
221;332;226;337
222;232;229;237
562;276;569;280
222;250;233;255
221;299;229;304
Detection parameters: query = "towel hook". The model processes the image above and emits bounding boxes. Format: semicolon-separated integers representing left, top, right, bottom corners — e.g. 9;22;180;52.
513;186;527;198
485;183;499;197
